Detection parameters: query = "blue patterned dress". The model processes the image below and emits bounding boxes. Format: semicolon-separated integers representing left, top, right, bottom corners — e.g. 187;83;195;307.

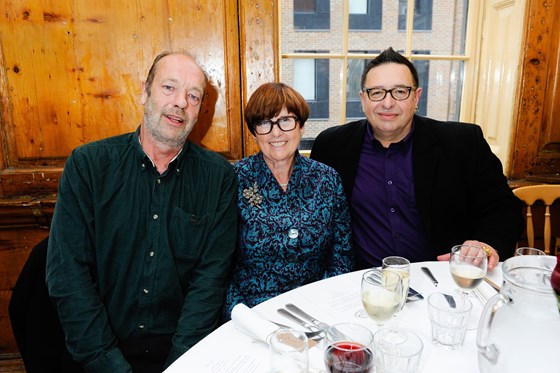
223;152;354;320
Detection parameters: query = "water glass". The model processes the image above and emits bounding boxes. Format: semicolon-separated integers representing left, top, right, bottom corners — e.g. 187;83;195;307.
373;327;423;373
427;292;472;349
515;247;546;256
269;328;309;373
324;323;374;373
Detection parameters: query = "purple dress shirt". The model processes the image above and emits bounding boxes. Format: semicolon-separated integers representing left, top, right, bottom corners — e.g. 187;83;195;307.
351;123;430;267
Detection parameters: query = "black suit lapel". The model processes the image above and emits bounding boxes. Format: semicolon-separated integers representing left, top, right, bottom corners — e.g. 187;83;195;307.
339;120;368;199
412;116;439;234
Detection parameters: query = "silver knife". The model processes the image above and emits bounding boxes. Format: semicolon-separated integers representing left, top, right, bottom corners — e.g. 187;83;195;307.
285;304;347;340
277;308;320;332
421;266;439;287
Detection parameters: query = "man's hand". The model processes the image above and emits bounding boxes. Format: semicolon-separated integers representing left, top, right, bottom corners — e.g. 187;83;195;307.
436;240;499;270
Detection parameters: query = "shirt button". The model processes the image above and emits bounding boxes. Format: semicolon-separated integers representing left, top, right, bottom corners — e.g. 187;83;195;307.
153;214;159;220
389;208;395;213
143;289;149;294
157;179;161;184
387;180;393;185
149;251;155;257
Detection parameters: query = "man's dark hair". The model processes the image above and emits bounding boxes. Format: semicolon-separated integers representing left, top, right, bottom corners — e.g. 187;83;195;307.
360;47;420;89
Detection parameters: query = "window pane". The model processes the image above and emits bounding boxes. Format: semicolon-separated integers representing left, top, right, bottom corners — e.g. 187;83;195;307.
284;57;329;121
294;59;316;100
420;59;464;121
282;58;340;149
294;0;316;12
349;0;382;30
349;0;367;14
411;0;468;55
398;0;433;31
294;0;330;30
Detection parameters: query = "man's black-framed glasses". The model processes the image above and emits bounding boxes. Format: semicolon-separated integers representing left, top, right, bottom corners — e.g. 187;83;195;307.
363;86;415;102
254;115;299;135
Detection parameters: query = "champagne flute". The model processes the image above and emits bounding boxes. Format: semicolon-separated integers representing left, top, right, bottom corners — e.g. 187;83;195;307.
382;256;410;312
449;244;488;329
361;269;403;327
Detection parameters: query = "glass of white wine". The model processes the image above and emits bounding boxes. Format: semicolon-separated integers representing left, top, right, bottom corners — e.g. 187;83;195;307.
361;269;403;327
382;256;410;312
449;244;488;329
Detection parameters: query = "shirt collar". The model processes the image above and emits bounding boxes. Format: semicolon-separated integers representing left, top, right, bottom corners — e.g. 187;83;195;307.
133;126;191;174
366;120;415;151
254;151;303;187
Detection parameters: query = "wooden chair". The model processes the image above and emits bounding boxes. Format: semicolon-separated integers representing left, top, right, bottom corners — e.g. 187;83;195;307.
513;185;560;255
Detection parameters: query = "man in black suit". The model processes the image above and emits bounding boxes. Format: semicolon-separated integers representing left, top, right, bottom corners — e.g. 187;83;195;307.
311;47;523;270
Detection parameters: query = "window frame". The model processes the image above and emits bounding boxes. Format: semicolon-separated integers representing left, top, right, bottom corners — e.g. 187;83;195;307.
280;0;481;150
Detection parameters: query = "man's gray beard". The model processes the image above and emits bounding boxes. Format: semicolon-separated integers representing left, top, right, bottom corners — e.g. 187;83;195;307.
144;104;192;148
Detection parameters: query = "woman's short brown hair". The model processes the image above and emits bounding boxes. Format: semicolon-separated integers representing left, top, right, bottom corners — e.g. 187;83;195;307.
244;82;310;136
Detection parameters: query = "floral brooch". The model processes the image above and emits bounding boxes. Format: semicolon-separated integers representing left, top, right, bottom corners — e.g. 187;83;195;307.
243;181;262;208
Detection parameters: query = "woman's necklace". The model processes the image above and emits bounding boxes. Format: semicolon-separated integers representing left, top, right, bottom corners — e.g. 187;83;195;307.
279;183;289;187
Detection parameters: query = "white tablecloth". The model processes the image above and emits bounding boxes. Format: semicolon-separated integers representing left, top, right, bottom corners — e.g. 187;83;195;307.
164;261;503;373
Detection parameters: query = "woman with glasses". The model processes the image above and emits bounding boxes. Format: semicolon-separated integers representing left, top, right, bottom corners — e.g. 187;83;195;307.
222;82;354;320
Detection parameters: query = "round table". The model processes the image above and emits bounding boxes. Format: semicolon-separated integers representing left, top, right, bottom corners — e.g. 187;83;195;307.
164;261;503;373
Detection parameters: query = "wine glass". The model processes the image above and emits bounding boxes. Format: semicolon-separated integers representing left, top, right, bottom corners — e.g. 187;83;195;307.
361;269;403;327
450;245;488;295
382;256;410;312
449;245;488;329
324;323;374;373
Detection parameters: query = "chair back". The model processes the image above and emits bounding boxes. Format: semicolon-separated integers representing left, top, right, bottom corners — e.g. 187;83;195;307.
513;184;560;254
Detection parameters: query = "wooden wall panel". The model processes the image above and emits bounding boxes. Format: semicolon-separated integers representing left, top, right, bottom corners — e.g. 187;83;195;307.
239;0;277;156
0;0;248;356
510;0;560;179
0;0;243;186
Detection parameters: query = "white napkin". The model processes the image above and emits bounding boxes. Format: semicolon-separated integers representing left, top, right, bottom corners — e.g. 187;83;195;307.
231;303;279;343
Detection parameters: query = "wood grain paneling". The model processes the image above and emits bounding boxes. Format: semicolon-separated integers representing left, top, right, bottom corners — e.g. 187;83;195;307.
239;0;277;156
0;0;243;197
510;0;560;178
0;0;250;356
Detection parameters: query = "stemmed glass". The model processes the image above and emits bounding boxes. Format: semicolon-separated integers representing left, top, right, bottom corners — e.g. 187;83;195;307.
449;244;488;329
360;269;403;327
382;256;410;312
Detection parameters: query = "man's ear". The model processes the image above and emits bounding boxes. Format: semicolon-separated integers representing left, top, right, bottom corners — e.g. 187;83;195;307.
140;81;148;105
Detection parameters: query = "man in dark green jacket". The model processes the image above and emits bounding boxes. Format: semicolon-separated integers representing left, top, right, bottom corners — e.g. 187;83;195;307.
46;51;238;372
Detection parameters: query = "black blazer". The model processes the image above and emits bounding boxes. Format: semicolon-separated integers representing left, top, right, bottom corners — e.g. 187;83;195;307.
310;115;524;262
